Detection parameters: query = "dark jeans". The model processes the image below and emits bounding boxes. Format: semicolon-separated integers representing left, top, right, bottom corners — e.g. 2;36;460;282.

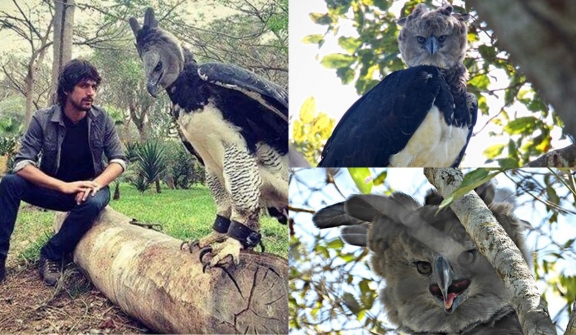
0;174;110;261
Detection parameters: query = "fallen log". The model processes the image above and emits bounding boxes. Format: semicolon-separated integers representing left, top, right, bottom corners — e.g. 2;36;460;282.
54;207;288;334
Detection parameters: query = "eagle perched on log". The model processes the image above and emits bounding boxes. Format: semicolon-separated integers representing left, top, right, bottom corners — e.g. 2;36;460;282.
312;184;527;334
317;4;477;167
129;8;288;268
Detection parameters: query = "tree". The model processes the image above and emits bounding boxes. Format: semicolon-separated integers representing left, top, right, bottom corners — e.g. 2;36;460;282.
293;0;574;167
50;0;74;104
0;0;53;129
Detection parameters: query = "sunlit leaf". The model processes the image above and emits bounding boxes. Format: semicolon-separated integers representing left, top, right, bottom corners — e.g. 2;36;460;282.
320;53;356;69
439;169;501;210
302;34;324;44
348;168;373;194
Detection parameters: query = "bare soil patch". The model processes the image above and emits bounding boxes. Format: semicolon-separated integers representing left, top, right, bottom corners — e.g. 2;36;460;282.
0;262;149;334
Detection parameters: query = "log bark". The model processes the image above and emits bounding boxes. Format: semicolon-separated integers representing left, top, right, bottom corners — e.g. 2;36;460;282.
54;207;288;334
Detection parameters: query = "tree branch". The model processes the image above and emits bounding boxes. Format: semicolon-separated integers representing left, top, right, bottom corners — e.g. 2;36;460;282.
424;168;556;335
468;0;576;138
524;144;576;167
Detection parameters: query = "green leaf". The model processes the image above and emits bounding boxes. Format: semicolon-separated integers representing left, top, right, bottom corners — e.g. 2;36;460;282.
309;12;333;25
496;157;519;169
546;183;560;208
302;34;324;44
439;169;501;210
326;238;344;249
483;144;505;159
342;292;361;313
338;36;362;53
336;67;356;84
320;53;356;69
504;117;537;135
373;170;387;186
348;168;373;194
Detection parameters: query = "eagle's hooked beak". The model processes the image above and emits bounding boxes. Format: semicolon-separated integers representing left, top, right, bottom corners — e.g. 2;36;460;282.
430;255;470;314
435;255;454;311
425;35;439;56
147;81;159;98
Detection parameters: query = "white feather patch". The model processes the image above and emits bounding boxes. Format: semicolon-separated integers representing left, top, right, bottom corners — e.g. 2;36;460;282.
389;106;469;167
175;101;287;207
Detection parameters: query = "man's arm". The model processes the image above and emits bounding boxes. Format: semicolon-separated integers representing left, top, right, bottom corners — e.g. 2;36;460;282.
17;164;99;194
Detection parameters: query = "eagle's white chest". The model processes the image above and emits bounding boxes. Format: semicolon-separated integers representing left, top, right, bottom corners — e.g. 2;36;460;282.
389;106;469;167
174;101;287;204
175;102;244;170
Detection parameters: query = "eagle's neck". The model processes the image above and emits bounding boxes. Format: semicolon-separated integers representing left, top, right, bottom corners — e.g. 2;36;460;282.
439;63;468;93
440;63;469;111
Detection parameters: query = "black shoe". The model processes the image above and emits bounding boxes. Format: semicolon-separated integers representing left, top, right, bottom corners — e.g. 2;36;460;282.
38;256;61;286
0;257;5;283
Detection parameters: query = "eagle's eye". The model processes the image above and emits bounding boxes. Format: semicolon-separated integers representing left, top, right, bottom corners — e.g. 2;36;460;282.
415;261;432;275
416;36;426;43
437;35;447;43
457;250;476;266
154;62;163;72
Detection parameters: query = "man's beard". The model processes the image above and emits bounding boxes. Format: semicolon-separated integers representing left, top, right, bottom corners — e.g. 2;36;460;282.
70;98;93;112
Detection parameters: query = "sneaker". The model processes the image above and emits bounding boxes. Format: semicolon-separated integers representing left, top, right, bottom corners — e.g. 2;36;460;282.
0;257;5;283
38;256;61;286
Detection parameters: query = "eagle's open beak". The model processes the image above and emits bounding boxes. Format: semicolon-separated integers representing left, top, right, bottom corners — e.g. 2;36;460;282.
429;255;470;314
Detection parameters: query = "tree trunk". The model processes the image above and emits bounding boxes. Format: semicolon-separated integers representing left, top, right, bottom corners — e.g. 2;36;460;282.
424;168;557;335
24;65;34;131
50;0;75;105
53;207;288;334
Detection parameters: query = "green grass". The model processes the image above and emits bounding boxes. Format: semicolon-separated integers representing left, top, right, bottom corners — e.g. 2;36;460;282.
10;183;288;262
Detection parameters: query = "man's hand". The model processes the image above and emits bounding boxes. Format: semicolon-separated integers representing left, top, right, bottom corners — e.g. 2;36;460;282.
61;180;100;196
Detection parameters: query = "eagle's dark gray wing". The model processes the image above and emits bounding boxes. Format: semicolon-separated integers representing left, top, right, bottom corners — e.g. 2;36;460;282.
318;65;474;168
198;62;288;122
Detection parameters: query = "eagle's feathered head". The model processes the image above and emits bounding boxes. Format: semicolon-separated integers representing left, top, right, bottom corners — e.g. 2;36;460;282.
129;8;184;97
397;4;469;69
313;184;528;334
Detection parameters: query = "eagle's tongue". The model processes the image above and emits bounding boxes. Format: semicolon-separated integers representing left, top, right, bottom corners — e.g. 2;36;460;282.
444;293;457;310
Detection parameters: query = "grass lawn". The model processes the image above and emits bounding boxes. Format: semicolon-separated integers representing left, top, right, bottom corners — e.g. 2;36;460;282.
9;183;288;265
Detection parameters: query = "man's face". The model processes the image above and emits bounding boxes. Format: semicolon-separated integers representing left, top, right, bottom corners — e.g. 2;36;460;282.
66;79;98;112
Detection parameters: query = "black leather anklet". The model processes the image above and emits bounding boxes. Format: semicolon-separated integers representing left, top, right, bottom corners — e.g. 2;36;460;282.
213;215;231;233
227;221;262;249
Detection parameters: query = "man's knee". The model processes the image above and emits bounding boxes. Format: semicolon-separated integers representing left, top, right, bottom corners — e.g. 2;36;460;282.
0;174;27;192
79;187;110;213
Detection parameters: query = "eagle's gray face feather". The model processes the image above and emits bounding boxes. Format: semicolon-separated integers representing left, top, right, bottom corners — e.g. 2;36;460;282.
314;185;528;334
397;4;469;69
129;8;184;97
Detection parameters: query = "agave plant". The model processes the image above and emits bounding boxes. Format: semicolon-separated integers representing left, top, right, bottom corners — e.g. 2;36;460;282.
137;141;167;193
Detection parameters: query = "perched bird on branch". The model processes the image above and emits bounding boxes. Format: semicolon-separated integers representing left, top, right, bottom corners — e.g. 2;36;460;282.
313;184;527;334
129;8;287;269
318;4;477;167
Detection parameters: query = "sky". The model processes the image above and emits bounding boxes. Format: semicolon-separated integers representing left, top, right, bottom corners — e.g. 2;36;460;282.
288;0;572;167
289;168;576;334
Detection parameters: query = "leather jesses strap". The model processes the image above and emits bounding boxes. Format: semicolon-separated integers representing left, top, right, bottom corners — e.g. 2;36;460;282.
212;215;231;233
227;220;263;250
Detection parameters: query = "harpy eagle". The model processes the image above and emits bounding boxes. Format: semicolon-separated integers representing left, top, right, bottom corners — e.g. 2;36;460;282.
129;8;288;268
312;184;527;334
317;4;477;167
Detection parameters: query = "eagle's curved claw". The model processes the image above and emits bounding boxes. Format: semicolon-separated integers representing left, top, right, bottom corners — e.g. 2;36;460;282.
199;246;213;264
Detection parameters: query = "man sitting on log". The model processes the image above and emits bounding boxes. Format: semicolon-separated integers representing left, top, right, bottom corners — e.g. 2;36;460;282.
0;59;127;286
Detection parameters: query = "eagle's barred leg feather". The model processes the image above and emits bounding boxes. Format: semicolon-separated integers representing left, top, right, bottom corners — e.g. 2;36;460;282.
224;144;262;232
199;145;263;270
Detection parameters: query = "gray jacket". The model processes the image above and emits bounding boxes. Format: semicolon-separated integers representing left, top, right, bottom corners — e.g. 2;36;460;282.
13;104;127;177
